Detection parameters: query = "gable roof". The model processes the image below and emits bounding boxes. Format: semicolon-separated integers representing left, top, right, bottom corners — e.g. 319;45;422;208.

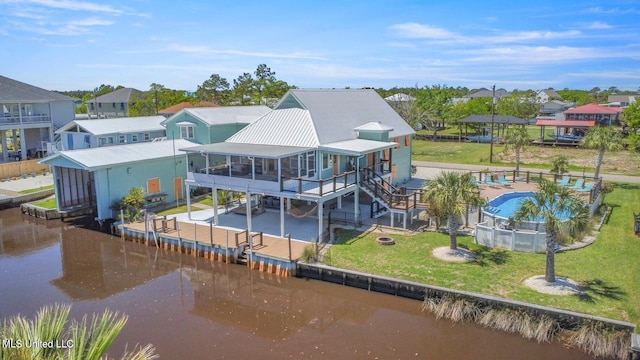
39;139;195;171
467;88;511;99
607;95;636;104
162;105;271;127
56;116;166;135
564;103;621;114
0;75;74;102
227;108;319;148
91;88;142;103
272;89;414;144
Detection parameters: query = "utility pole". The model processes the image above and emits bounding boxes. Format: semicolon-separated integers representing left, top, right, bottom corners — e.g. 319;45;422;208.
489;84;496;163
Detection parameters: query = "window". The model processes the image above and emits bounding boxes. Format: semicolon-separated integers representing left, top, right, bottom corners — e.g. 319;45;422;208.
112;102;116;108
179;125;194;139
144;133;150;141
99;137;106;146
322;153;332;170
118;135;126;144
98;103;102;108
131;135;138;143
120;103;125;110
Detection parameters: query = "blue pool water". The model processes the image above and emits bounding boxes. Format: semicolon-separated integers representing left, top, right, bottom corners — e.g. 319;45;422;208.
485;191;571;222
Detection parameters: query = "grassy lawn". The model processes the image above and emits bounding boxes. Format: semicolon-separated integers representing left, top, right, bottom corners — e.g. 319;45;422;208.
324;183;640;328
154;195;216;216
19;184;54;194
32;197;57;209
412;139;640;176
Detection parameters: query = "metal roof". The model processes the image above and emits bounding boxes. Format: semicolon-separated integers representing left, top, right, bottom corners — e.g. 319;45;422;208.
564;103;622;114
457;115;528;125
56;116;166;135
180;142;312;158
319;139;397;156
162;105;271;126
354;121;394;132
226;108;319;148
535;120;596;127
39;139;195;171
273;89;415;143
90;88;142;103
0;75;74;102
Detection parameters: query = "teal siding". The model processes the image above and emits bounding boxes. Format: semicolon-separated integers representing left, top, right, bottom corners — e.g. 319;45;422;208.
209;123;248;143
164;113;209;144
93;157;188;220
391;135;412;185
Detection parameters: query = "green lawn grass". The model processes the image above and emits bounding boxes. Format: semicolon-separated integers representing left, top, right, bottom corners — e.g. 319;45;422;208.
324;183;640;328
19;184;54;194
154;195;215;216
32;197;57;209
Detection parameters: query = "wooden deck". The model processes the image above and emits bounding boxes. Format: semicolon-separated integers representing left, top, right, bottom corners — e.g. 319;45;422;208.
123;220;309;261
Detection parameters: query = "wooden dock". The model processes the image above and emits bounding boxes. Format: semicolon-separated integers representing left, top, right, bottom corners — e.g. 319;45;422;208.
121;219;310;277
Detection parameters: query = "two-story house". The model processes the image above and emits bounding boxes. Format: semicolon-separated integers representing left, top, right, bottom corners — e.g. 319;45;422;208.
161;105;271;145
180;89;418;242
56;116;166;150
87;88;142;118
0;75;75;161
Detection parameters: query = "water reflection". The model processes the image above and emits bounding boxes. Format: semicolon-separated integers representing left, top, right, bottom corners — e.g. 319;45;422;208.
0;208;593;359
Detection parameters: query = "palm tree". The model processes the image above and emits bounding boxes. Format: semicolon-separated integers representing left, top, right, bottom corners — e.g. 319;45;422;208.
514;179;589;283
423;171;484;250
503;126;531;173
580;126;624;179
0;303;157;360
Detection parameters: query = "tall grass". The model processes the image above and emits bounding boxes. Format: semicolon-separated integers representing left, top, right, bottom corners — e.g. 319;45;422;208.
566;320;631;359
0;303;157;360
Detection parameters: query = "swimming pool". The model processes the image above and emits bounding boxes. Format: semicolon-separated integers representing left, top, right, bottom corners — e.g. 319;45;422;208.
483;191;571;223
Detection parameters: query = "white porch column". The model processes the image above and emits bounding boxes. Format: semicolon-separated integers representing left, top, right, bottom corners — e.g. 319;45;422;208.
403;213;407;229
280;196;285;238
317;200;323;243
212;186;218;225
1;130;7;162
19;128;27;160
391;212;395;228
337;195;342;209
245;190;252;233
186;183;192;220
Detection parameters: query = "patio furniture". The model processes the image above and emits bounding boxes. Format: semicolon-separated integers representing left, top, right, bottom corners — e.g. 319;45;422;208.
497;175;512;187
471;177;483;188
558;177;570;187
569;179;585;190
577;182;594;192
484;177;501;188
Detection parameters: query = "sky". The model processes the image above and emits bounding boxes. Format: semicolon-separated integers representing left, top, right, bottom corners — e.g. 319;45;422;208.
1;0;640;93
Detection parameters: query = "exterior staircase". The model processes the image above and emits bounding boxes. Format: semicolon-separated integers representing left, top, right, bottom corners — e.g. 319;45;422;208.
359;167;426;216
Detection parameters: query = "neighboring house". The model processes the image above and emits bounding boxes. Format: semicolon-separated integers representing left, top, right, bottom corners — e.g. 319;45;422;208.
38;139;195;220
538;100;568;117
0;75;75;161
87;88;142;118
467;88;511;99
55;116;166;150
180;89;417;241
564;103;622;126
161;105;271;145
536;89;561;103
607;95;636;108
157;101;218;118
384;93;416;102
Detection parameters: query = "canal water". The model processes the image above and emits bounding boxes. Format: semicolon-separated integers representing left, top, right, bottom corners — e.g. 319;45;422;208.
0;208;593;359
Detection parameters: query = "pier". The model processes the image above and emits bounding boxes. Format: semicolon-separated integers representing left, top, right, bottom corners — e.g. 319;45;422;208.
118;216;310;277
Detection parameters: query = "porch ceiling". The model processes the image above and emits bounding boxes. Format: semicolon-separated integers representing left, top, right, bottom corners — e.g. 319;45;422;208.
180;142;313;158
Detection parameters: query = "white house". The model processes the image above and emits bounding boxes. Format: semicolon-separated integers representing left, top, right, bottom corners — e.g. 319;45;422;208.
56;116;166;150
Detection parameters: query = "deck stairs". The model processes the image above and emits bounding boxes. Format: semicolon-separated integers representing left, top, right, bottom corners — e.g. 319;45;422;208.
360;168;427;215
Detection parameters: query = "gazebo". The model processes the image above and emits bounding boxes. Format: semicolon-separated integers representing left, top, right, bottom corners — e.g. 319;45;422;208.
457;115;528;143
535;119;596;142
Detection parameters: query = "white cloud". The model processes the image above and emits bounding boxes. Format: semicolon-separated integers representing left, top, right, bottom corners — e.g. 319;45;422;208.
584;21;613;30
388;23;456;39
168;45;327;61
3;0;123;14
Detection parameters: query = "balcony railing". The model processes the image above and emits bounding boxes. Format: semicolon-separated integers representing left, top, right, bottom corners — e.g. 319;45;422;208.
281;170;357;197
0;114;51;125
